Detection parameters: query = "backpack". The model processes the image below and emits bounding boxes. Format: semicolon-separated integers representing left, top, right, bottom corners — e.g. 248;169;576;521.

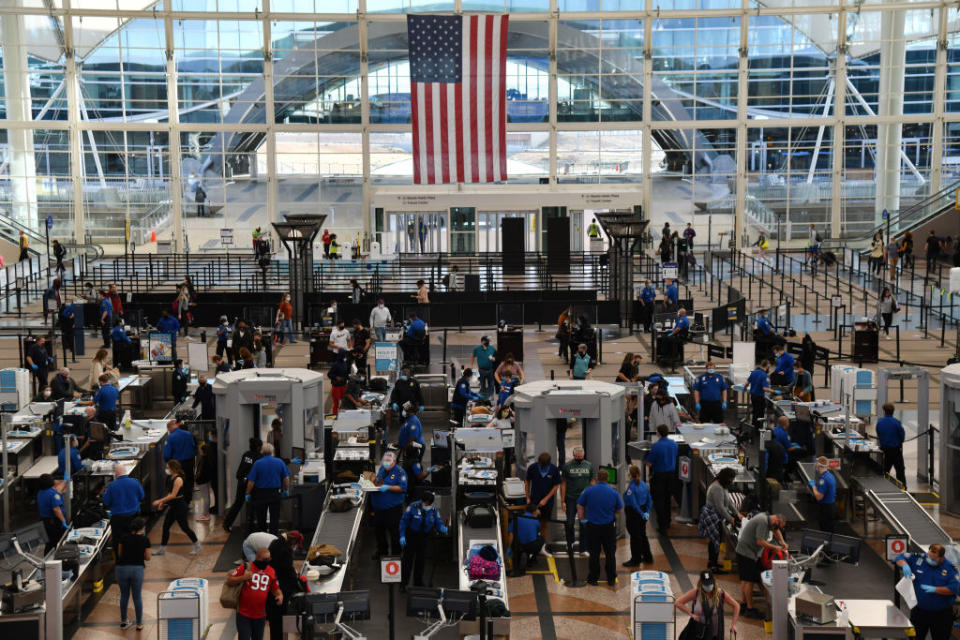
815;233;823;243
464;504;494;528
468;554;501;581
760;546;789;570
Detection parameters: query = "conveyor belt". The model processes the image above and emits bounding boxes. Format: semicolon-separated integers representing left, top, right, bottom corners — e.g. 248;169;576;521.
853;474;952;549
457;507;509;628
302;484;366;595
797;462;849;491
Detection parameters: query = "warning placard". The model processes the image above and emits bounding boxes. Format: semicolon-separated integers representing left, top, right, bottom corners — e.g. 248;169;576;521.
886;535;908;562
381;557;401;583
679;456;691;482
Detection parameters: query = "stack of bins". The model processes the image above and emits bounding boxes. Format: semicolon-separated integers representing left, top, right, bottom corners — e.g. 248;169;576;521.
630;570;674;640
159;578;209;639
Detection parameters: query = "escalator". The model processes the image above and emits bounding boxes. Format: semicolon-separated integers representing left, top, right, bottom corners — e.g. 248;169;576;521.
864;178;960;241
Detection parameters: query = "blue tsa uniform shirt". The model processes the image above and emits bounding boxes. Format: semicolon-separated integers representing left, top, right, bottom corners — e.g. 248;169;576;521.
747;368;770;397
400;501;446;535
577;483;623;525
641;286;657;305
398;415;424;449
371;466;408;510
38;487;64;518
897;553;960;612
647;438;678;473
94;384;119;412
102;476;145;515
666;283;679;304
57;446;83;476
509;514;541;544
246;456;290;489
694;373;728;402
757;316;773;336
876;416;906;448
815;470;836;504
774;352;795;384
163;427;196;461
623;480;652;516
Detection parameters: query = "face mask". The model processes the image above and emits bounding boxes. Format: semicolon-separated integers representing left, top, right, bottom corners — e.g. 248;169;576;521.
382;459;394;470
702;584;714;593
926;555;939;567
165;469;172;476
254;559;270;570
43;391;51;398
707;368;715;374
398;375;406;381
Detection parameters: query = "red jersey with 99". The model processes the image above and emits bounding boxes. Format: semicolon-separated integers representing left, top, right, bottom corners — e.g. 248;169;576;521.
232;562;278;619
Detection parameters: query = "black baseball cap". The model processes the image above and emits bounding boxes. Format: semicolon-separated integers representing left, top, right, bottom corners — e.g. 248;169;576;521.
700;571;715;588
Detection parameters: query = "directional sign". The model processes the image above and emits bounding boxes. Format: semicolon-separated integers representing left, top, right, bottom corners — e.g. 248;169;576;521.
220;228;234;246
46;215;54;230
662;263;679;280
678;456;691;482
886;535;908;562
882;209;889;220
381;557;401;584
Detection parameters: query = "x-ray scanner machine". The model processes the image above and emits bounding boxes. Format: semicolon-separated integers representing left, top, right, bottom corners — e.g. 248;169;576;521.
511;379;627;494
212;368;324;510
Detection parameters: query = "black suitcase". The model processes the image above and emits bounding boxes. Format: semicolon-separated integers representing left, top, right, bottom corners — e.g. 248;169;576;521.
464;504;494;528
55;542;80;576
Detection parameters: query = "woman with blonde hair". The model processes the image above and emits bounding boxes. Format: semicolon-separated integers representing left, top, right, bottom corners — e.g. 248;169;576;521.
676;570;740;640
89;348;118;388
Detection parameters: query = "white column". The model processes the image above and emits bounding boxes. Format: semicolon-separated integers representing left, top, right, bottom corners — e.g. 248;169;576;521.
641;5;653;224
928;7;948;197
1;12;38;229
733;10;748;250
831;10;848;238
875;6;906;219
548;6;558;190
359;9;370;239
164;14;183;251
62;0;84;244
263;5;278;226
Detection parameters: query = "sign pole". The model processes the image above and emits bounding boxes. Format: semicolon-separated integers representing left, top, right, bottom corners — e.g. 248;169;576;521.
389;582;395;640
380;556;400;640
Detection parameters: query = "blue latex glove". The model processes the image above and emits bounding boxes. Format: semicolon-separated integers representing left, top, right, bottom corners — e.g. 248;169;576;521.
392;403;399;412
245;494;252;502
282;490;289;498
695;402;702;411
48;357;54;365
721;402;728;410
400;536;406;547
921;584;937;594
428;466;439;473
641;512;650;521
419;405;424;413
773;390;783;395
808;480;816;488
62;521;71;530
291;458;303;465
105;510;112;517
378;485;390;492
901;563;913;579
30;364;38;371
438;525;449;535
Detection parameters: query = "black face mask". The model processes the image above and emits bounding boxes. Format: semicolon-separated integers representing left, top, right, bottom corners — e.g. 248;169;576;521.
254;559;270;570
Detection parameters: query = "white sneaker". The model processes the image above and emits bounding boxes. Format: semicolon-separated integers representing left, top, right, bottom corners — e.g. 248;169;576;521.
153;546;166;556
190;542;202;555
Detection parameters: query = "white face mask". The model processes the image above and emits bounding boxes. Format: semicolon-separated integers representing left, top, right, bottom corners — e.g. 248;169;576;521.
707;369;715;374
165;469;172;475
382;458;394;470
43;390;51;398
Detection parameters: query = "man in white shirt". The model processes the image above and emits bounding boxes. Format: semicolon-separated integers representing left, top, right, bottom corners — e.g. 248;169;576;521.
329;319;351;352
369;298;393;342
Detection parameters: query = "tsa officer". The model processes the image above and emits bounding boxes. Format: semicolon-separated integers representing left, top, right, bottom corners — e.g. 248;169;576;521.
397;401;424;455
245;442;291;534
640;280;657;332
102;464;145;545
770;344;795;387
693;362;728;423
38;474;70;554
92;372;120;430
756;309;775;337
371;451;408;559
450;369;480;424
576;469;624;586
645;424;678;534
895;544;960;640
665;279;679;309
808;456;836;532
57;435;84;476
746;360;779;426
399;490;447;590
876;402;907;488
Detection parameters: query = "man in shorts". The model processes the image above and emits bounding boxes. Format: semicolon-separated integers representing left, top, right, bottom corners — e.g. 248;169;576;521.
735;512;787;618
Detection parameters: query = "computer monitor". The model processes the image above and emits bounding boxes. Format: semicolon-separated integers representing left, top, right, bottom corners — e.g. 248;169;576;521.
441;590;478;618
406;587;443;618
338;590;370;620
291;446;305;463
828;533;861;565
13;521;48;553
304;593;338;623
795;405;812;424
599;465;617;484
800;529;832;556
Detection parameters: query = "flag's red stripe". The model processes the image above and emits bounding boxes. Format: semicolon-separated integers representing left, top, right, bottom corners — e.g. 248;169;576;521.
469;16;480;183
439;84;450;184
411;83;422;185
498;16;508;181
424;82;435;185
483;15;495;182
455;81;465;183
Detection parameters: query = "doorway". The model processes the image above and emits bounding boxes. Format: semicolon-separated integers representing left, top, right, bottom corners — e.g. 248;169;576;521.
384;211;448;254
477;211;537;252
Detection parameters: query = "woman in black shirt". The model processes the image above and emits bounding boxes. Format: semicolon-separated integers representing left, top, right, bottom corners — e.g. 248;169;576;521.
617;352;641;383
116;516;151;630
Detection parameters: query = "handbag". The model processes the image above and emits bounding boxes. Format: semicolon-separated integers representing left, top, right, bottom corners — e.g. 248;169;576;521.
220;564;244;609
678;617;707;640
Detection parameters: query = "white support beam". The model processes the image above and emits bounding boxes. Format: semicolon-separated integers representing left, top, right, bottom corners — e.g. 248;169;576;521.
548;4;558;190
360;5;371;241
733;8;749;250
263;5;278;227
831;9;847;239
641;3;653;226
875;5;907;219
62;0;83;244
929;6;949;196
1;12;38;229
164;11;183;251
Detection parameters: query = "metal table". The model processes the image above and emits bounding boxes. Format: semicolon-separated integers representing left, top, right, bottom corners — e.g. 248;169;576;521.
836;599;912;639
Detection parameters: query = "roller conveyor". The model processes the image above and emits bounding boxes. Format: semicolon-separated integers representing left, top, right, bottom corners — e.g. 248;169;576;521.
852;474;952;549
457;508;509;634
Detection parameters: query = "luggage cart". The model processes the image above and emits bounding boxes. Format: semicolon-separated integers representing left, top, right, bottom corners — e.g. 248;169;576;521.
158;587;206;640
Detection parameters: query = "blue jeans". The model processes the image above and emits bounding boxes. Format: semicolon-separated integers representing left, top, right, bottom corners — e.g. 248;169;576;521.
115;565;144;624
237;612;267;640
279;318;296;343
478;369;495;397
374;327;386;342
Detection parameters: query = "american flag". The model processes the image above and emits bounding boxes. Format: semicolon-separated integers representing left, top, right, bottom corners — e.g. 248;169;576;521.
407;14;509;185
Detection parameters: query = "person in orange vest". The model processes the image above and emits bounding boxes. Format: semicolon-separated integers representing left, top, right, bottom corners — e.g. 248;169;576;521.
18;231;29;262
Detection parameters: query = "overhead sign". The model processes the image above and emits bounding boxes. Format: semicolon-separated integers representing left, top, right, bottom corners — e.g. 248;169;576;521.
381;557;401;584
662;263;679;280
558;408;582;417
678;456;691;482
886;535;908;561
46;215;54;230
221;228;234;246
